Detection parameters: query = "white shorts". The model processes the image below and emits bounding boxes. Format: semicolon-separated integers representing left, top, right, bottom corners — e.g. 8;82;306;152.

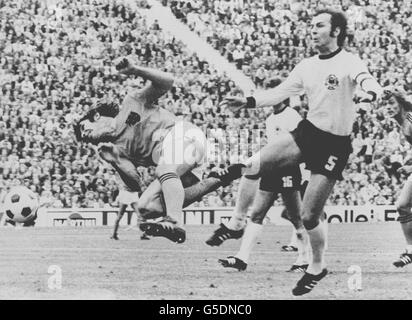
157;121;206;167
117;189;139;206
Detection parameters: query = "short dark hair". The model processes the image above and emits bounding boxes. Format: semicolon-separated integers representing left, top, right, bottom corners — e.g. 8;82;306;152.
314;9;348;47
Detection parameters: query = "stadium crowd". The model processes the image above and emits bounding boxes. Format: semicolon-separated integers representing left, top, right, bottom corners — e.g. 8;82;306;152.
0;0;412;209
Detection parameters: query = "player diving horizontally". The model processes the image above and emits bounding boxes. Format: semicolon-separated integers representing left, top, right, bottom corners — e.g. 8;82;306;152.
74;58;244;244
383;88;412;267
207;9;383;295
211;96;311;273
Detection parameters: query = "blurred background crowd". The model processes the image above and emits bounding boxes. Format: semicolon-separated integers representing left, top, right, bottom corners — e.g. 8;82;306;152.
0;0;411;209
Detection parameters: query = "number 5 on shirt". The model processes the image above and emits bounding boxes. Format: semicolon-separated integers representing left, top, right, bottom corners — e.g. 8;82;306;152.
325;155;338;171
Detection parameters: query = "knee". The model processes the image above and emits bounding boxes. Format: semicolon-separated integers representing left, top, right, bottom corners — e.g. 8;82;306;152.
302;209;321;230
249;210;265;225
155;165;178;180
137;199;164;220
136;198;149;215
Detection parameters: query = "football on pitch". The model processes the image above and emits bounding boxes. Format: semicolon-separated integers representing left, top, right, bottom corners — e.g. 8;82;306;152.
3;186;39;223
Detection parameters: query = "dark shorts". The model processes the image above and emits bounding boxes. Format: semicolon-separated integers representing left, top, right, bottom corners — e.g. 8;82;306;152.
259;166;302;193
291;119;352;180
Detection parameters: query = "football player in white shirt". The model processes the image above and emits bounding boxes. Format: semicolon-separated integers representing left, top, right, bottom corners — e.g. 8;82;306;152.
216;102;311;273
111;179;150;241
214;9;383;295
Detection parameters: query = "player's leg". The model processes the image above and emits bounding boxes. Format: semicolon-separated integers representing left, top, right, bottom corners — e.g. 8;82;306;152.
142;161;225;243
138;175;187;243
281;190;309;271
393;177;412;267
145;122;205;235
281;179;308;252
155;162;193;225
138;164;245;220
292;173;335;296
219;189;276;271
140;121;207;243
281;211;299;252
206;133;302;246
111;203;127;240
138;180;164;219
227;176;259;231
205;175;259;246
183;164;244;207
302;174;335;274
130;201;150;240
242;133;302;177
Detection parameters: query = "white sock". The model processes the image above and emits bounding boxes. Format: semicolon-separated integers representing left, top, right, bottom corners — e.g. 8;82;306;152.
235;222;263;263
226;213;248;231
289;228;298;247
323;219;329;251
306;222;326;275
226;177;258;231
406;245;412;254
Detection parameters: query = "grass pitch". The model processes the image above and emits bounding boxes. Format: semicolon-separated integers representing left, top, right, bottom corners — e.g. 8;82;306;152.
0;222;411;300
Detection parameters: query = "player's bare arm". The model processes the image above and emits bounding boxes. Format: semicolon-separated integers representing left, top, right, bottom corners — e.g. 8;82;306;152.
98;144;144;193
220;65;304;113
115;57;174;106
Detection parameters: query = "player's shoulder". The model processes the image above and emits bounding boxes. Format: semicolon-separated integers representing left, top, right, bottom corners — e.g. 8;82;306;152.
294;56;311;69
340;49;364;62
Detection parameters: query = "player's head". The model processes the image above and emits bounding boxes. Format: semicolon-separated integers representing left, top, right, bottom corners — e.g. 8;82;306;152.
74;100;119;143
384;87;412;117
311;9;347;50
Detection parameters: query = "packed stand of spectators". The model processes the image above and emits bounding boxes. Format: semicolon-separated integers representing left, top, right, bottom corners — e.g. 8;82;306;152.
165;0;412;206
1;0;412;209
0;0;266;209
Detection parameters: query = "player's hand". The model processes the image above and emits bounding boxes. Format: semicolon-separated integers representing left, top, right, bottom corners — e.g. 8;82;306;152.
397;165;412;175
114;57;134;75
219;96;247;113
382;86;408;100
353;91;375;104
81;128;99;144
381;87;395;101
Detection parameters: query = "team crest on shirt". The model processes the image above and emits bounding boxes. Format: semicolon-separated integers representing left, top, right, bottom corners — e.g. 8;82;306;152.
324;74;339;90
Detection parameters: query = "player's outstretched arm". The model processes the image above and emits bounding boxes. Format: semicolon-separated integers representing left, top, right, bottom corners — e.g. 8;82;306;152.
115;58;174;104
221;64;304;113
